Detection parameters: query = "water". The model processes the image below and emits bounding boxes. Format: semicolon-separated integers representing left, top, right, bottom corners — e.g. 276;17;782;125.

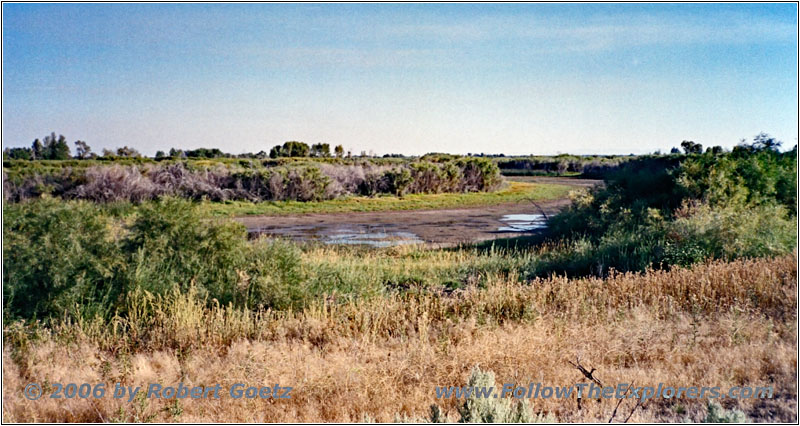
324;230;423;247
251;225;424;247
497;214;548;232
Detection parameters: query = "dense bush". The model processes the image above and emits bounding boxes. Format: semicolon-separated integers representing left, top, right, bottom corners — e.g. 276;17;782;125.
3;157;502;203
2;198;309;322
539;138;797;277
3;198;125;320
496;154;633;178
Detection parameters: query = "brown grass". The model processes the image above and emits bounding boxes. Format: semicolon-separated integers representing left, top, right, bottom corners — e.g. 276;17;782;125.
3;255;797;422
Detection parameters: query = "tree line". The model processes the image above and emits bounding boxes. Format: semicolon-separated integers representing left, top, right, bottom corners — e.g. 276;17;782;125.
3;135;351;160
5;132;792;161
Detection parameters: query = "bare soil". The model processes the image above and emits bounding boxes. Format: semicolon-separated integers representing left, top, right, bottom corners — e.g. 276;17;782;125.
235;177;602;246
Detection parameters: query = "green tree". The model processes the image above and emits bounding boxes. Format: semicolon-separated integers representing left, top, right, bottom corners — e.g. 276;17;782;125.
155;150;166;159
283;141;310;157
116;146;142;158
334;144;344;158
5;147;32;160
269;145;282;158
310;143;331;157
43;132;71;160
681;140;703;154
752;132;782;152
74;140;93;159
185;148;225;158
31;139;43;160
269;141;311;157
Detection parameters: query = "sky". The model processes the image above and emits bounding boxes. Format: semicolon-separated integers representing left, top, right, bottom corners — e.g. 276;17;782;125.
2;3;798;156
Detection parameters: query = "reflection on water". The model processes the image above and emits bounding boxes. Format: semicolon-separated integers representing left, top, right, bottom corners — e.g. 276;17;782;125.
497;214;547;232
251;225;423;247
324;230;423;247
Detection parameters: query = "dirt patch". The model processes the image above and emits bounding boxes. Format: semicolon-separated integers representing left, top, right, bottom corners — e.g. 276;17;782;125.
236;177;601;247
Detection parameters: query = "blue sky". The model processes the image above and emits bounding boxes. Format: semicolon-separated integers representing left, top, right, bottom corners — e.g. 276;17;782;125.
2;3;797;156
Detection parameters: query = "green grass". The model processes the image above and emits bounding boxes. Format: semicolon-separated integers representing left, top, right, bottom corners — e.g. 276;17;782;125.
199;181;574;217
500;169;583;177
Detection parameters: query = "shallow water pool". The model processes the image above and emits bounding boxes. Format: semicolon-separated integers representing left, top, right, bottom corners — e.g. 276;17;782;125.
497;214;548;232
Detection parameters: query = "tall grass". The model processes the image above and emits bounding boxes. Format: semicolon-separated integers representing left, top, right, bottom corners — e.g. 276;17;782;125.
3;255;795;422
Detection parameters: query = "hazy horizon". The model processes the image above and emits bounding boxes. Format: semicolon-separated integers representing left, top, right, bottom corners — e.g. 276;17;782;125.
3;3;798;156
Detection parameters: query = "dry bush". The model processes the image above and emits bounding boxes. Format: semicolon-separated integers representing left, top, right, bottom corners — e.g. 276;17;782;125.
147;163;232;201
5;158;504;203
68;165;161;203
318;163;393;198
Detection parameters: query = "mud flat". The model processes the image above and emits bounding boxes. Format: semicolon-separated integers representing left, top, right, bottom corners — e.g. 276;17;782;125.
238;199;571;247
236;177;601;247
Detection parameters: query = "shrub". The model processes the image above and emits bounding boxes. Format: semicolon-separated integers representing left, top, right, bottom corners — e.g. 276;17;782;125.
244;239;307;310
3;199;125;320
408;162;445;193
702;402;748;423
280;165;331;201
4;157;505;204
540;144;796;277
230;168;280;201
448;367;553;423
120;198;250;303
3;199;317;323
385;167;413;196
664;202;796;265
68;165;161;202
456;157;502;191
147;163;232;201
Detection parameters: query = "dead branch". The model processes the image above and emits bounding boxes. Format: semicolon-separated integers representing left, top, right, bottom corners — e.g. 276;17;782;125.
527;198;549;222
607;381;634;423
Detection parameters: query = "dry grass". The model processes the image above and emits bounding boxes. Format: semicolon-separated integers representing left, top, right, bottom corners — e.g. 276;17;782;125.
3;255;796;422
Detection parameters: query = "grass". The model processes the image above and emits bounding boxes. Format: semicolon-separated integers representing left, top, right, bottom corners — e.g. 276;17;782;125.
500;169;583;177
3;254;796;422
199;180;574;217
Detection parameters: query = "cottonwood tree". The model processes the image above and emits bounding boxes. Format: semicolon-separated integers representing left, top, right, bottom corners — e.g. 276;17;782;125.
752;132;782;152
31;139;43;160
4;147;33;160
269;141;311;158
116;146;142;158
680;140;703;154
310;143;331;157
74;140;94;159
43;133;71;160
